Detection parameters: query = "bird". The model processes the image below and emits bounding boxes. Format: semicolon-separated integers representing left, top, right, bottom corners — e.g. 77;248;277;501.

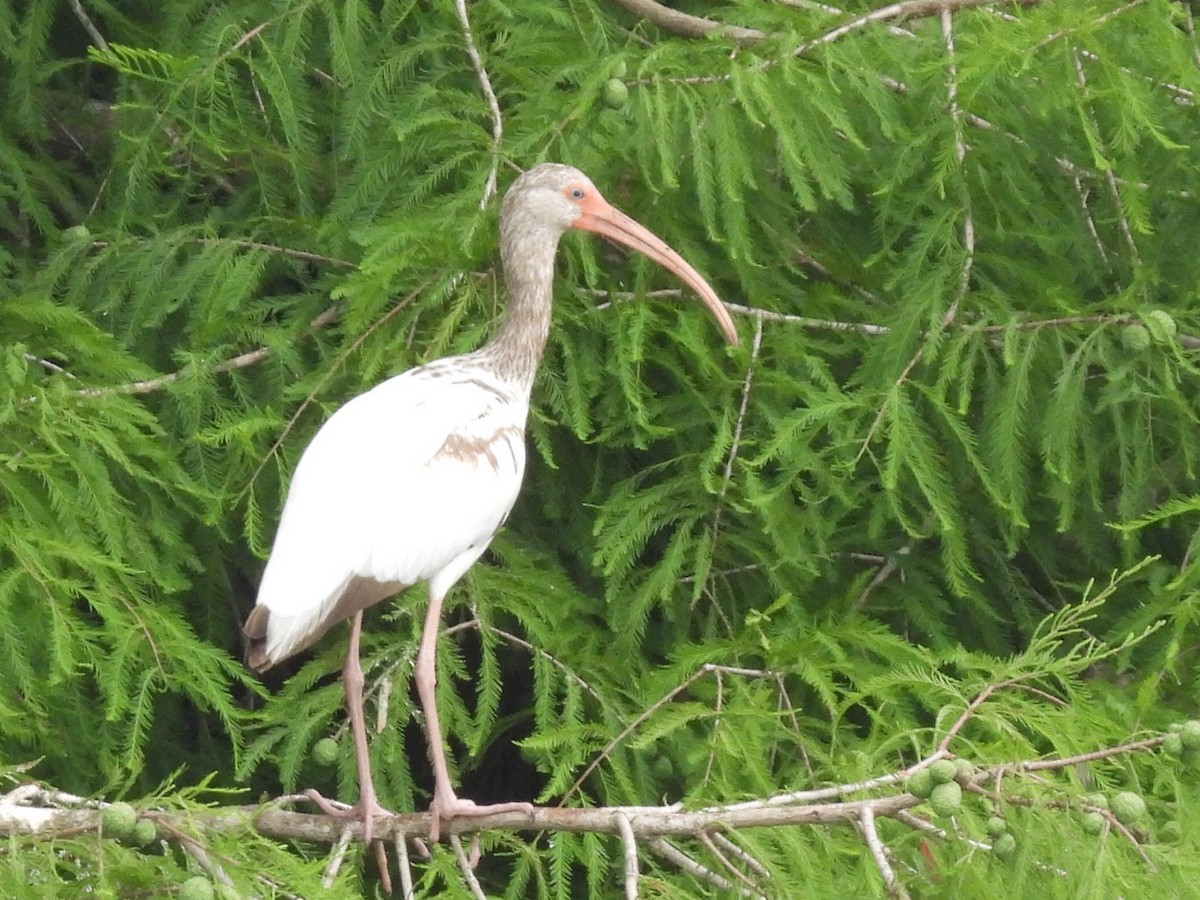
242;162;738;847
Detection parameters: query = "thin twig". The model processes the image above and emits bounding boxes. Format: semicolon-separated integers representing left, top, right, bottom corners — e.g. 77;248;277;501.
1071;48;1141;264
86;237;356;268
646;837;765;899
859;805;909;899
1072;175;1114;276
68;0;109;52
702;668;724;787
717;313;763;502
1004;734;1166;774
939;6;974;329
560;667;708;804
936;680;1010;752
701;312;762;622
854;5;979;460
616;812;640;899
394;831;415;899
73;305;343;399
453;0;504;207
1032;0;1146;51
697;830;765;896
562;663;787;805
450;834;487;900
604;0;765;44
850;542;916;612
321;827;354;888
787;0;1037;60
709;832;771;881
471;620;603;701
22;355;77;379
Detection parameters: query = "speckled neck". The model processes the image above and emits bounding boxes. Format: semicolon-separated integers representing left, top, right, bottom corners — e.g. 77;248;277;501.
472;194;565;394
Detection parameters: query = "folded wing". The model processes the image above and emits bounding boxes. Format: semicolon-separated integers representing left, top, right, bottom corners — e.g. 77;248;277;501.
247;360;528;667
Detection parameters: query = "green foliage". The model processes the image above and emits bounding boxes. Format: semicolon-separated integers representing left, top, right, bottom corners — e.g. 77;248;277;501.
3;0;1200;895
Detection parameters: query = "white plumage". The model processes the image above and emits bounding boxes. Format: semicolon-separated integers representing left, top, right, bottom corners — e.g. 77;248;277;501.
251;360;526;666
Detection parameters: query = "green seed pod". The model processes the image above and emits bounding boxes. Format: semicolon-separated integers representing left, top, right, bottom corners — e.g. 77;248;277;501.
1082;792;1108;810
1179;720;1200;751
130;818;158;847
929;780;963;817
602;78;629;110
1110;791;1147;825
1120;324;1152;353
1144;310;1178;343
101;802;137;840
929;759;958;785
62;224;91;243
312;737;339;767
1162;732;1184;758
992;832;1017;859
906;768;934;799
611;58;628;79
1082;811;1105;835
985;816;1007;837
178;876;215;900
953;758;975;779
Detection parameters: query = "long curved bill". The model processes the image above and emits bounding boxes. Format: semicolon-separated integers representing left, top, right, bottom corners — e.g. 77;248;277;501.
573;198;738;345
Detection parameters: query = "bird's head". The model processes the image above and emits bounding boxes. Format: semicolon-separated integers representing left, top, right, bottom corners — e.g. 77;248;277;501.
502;163;738;345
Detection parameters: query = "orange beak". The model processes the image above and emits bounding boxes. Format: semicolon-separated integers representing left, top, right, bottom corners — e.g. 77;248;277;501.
573;196;738;345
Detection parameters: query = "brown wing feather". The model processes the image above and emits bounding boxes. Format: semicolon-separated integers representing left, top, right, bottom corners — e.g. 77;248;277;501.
242;575;407;672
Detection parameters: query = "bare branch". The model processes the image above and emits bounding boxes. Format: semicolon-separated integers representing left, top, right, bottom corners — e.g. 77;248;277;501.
851;541;916;612
73;304;343;399
69;0;109;52
697;829;766;896
791;0;1037;59
604;0;765;44
22;354;77;379
940;5;974;329
453;0;504;206
718;313;763;500
1004;734;1166;774
709;831;771;881
616;812;640;899
646;837;765;898
1070;48;1141;265
321;827;354;888
858;805;910;900
450;835;487;900
560;667;709;804
394;830;416;900
86;237;356;268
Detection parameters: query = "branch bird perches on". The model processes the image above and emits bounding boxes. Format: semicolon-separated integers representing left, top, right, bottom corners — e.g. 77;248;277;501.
241;164;738;856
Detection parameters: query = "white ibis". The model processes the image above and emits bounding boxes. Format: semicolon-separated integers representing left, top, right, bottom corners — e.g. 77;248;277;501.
242;163;737;847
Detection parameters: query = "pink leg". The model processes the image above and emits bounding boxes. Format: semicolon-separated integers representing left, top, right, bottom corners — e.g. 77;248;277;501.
305;612;393;891
414;588;533;842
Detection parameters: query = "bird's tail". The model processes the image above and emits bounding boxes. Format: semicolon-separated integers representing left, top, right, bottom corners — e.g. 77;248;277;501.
241;605;275;672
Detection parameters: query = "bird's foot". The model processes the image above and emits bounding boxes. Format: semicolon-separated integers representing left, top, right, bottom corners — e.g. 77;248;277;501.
428;793;534;843
303;788;394;844
305;789;397;893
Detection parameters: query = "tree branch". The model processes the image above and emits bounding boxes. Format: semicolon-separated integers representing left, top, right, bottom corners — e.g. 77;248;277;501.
616;811;640;898
69;0;109;52
604;0;765;44
453;0;504;207
858;804;910;900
